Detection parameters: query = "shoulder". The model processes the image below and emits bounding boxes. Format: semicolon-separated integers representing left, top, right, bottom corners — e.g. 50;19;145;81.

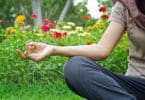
109;1;128;28
113;1;126;11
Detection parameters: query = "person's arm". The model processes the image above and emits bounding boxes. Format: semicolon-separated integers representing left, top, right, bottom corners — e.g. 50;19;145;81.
22;21;125;62
52;21;125;60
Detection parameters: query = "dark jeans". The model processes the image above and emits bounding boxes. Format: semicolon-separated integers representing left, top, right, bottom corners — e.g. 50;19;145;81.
64;56;145;100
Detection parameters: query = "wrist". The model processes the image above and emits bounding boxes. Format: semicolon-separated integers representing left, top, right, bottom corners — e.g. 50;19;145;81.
51;45;59;55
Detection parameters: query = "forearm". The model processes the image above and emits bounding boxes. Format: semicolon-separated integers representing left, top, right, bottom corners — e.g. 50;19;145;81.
52;44;108;60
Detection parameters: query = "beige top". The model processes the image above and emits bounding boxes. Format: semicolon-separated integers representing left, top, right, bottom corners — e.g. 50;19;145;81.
109;1;145;78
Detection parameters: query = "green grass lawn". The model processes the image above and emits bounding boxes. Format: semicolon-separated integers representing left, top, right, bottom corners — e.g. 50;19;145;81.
0;80;83;100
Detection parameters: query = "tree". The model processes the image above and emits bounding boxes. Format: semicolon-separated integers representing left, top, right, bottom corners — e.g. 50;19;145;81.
0;0;89;27
31;0;42;27
58;0;72;22
64;1;88;26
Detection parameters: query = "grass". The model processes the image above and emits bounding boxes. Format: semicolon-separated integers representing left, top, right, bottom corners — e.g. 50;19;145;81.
0;80;83;100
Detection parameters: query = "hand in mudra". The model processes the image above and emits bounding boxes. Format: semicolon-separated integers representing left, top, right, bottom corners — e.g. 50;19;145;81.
17;42;54;62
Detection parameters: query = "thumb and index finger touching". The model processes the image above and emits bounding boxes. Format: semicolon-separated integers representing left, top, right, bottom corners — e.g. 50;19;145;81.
25;42;37;55
16;42;37;60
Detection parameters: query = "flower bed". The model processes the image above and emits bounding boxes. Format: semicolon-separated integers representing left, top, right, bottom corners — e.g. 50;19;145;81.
0;11;128;84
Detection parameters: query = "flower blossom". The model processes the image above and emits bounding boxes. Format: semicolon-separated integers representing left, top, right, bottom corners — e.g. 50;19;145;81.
86;26;94;30
93;21;105;29
82;15;91;21
53;32;62;39
6;27;17;33
78;32;89;37
43;19;50;25
99;6;107;12
62;25;72;30
101;13;109;20
43;19;55;28
76;26;83;33
15;15;25;24
31;13;38;19
67;22;76;26
41;25;50;32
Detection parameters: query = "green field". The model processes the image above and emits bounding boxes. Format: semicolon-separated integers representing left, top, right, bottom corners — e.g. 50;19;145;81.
0;80;83;100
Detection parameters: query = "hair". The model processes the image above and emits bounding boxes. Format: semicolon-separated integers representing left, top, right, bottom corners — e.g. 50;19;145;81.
136;0;145;14
112;0;145;14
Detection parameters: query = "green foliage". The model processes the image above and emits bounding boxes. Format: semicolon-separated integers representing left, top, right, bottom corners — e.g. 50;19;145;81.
99;36;128;74
0;33;62;84
0;80;82;100
0;1;129;99
0;23;128;84
101;0;113;7
0;29;5;42
0;0;15;27
0;0;89;27
41;0;67;20
64;2;88;26
0;0;33;27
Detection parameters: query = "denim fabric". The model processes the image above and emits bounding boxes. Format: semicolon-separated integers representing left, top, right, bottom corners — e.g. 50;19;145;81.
64;56;145;100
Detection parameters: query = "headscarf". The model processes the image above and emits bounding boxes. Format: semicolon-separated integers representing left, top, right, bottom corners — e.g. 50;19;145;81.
119;0;145;30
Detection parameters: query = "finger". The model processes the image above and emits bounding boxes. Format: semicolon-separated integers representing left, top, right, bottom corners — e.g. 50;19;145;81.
25;42;36;55
26;42;38;46
16;49;27;59
26;45;35;55
24;50;28;57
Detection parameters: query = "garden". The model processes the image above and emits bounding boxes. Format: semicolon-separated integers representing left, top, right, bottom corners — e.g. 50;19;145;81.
0;0;129;99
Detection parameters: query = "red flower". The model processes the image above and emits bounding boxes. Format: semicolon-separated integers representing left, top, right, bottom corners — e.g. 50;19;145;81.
63;32;68;36
40;25;50;32
53;32;62;39
101;13;109;19
31;13;38;19
99;6;107;12
43;19;55;28
43;19;50;25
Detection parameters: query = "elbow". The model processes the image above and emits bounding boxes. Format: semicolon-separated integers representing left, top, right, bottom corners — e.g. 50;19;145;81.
100;52;109;60
90;44;111;60
93;47;110;60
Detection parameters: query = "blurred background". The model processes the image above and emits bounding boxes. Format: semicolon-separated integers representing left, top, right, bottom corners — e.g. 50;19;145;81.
0;0;112;27
0;0;128;100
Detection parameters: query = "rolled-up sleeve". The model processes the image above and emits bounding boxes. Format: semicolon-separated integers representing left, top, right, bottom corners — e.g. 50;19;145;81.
109;2;127;28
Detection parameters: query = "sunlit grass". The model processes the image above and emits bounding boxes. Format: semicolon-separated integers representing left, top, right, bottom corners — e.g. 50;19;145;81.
0;80;83;100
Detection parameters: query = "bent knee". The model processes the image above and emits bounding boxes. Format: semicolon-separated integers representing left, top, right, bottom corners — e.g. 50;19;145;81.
64;56;89;79
64;56;98;73
64;56;84;76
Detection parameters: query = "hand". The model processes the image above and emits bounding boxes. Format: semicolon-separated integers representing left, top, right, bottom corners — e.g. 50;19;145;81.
17;42;54;62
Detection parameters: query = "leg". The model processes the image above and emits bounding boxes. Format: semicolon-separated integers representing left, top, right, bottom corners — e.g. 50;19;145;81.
64;56;136;100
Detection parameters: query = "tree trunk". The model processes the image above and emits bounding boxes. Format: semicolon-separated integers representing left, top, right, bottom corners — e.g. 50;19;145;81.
58;0;72;22
31;0;42;27
19;2;24;14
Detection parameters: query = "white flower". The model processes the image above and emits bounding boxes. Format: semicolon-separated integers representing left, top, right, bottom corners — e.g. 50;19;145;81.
69;31;77;34
67;22;76;26
78;32;89;37
62;25;72;30
50;28;60;32
76;26;83;32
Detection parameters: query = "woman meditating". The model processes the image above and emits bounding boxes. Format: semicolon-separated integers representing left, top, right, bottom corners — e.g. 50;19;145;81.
17;0;145;99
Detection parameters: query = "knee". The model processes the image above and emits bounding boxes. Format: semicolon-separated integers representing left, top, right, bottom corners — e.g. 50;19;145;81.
64;56;90;80
64;56;84;75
